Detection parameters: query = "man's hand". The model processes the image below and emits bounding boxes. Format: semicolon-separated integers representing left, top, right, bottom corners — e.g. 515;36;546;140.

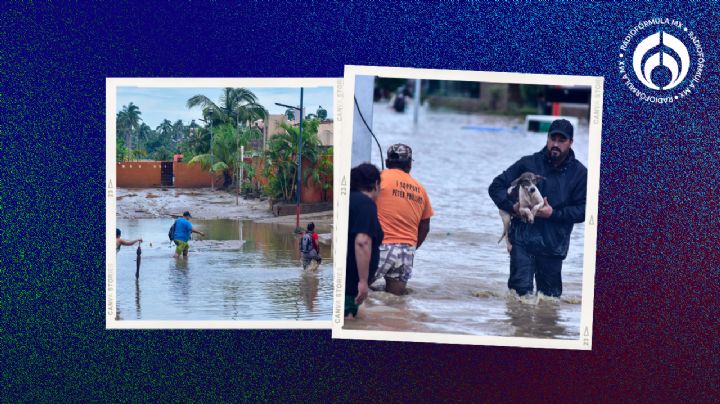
513;202;520;215
535;197;553;219
355;280;369;305
354;233;371;305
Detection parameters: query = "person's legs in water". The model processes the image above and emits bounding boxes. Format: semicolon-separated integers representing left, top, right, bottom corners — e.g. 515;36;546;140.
535;256;563;297
509;243;536;296
376;244;414;295
174;240;189;258
344;295;360;318
384;278;408;295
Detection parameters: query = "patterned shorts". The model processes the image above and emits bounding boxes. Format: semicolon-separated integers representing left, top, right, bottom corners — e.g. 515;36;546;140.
373;243;415;284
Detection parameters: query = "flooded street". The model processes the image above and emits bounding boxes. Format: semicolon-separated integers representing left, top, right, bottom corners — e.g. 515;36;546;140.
115;219;333;321
344;103;588;339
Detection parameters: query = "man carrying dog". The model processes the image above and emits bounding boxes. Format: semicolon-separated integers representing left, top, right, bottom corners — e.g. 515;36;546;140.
489;119;587;297
372;144;433;295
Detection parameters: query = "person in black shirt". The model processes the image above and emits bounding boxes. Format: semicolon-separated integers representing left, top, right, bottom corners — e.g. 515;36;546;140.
346;163;384;318
489;119;587;297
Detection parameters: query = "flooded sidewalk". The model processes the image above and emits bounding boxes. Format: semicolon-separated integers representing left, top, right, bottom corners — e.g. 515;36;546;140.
344;103;588;339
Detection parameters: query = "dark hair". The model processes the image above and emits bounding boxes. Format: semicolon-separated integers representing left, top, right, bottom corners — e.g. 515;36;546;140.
307;222;315;231
350;162;381;192
116;228;121;237
386;159;411;172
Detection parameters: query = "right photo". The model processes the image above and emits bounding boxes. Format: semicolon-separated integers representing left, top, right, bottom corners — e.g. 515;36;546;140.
334;66;602;349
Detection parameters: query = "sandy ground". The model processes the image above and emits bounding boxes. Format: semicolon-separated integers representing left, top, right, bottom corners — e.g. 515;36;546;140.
116;188;333;233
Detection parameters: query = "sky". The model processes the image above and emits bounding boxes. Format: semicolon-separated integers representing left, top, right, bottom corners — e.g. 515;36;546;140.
115;86;334;129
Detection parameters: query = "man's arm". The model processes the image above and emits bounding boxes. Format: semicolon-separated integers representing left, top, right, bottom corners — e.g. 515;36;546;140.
192;228;205;236
545;170;587;224
312;233;320;254
119;238;142;246
354;233;372;305
416;219;430;249
489;159;526;214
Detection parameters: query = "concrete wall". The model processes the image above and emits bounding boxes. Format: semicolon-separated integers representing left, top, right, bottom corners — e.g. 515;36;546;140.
116;162;163;187
117;161;221;188
300;156;333;203
117;158;331;202
252;157;333;203
317;120;333;146
173;162;223;188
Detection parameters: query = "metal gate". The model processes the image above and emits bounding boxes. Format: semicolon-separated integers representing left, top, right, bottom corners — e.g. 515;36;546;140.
160;162;173;187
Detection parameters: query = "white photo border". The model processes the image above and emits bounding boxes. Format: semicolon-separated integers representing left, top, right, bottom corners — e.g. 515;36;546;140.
331;66;602;349
106;77;340;329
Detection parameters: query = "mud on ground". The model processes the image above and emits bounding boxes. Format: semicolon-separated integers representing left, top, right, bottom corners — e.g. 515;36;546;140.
116;188;333;233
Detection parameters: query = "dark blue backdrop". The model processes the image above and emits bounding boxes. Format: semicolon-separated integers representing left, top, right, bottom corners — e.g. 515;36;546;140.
2;1;719;400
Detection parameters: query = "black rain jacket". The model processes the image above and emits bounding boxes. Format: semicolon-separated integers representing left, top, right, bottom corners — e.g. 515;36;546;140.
489;147;587;258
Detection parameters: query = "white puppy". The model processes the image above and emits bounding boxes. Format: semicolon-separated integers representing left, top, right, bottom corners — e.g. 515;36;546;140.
498;172;545;253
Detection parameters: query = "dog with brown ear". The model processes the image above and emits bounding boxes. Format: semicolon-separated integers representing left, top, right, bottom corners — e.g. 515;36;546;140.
498;172;545;253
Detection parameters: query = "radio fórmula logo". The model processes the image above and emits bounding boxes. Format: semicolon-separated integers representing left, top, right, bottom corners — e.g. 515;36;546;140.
619;18;704;103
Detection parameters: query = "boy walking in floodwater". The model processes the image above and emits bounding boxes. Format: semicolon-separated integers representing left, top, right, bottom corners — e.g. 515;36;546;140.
300;222;322;270
171;211;205;258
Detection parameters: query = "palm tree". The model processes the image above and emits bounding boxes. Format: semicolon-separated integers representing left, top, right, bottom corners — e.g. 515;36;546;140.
137;123;153;149
188;123;262;188
116;102;142;153
157;119;173;140
186;88;267;129
263;119;323;202
172;119;186;144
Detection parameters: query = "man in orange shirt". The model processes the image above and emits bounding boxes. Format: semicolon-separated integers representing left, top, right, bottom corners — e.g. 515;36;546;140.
371;144;433;295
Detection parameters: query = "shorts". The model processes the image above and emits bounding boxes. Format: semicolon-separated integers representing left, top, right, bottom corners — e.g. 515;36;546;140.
174;240;189;255
373;243;415;284
344;295;360;317
301;249;322;269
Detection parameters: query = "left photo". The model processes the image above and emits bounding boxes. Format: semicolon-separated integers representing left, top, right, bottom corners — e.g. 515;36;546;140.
106;78;337;328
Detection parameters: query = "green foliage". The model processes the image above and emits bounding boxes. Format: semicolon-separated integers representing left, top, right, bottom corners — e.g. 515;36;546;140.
188;123;262;188
116;102;142;152
116;135;128;162
262;119;325;202
186;88;267;128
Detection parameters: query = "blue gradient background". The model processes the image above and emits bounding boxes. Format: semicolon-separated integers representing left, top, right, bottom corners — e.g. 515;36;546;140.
2;1;719;400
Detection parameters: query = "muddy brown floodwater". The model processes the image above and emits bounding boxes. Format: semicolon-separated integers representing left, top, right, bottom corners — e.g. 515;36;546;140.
343;103;588;339
115;198;333;321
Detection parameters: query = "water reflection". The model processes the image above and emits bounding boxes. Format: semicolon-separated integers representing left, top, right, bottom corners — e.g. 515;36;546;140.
344;103;586;338
115;218;332;321
134;278;141;319
504;296;567;339
300;272;319;312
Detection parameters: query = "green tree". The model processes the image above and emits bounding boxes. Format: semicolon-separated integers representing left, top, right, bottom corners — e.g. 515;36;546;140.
172;119;186;144
263;119;323;202
116;102;142;153
188;123;262;188
157;119;174;142
116;135;128;162
186;88;267;129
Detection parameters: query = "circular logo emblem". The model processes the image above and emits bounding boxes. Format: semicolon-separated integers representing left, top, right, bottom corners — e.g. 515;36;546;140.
619;18;705;103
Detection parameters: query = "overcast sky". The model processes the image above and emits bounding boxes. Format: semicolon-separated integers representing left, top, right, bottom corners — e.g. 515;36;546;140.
116;86;334;129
